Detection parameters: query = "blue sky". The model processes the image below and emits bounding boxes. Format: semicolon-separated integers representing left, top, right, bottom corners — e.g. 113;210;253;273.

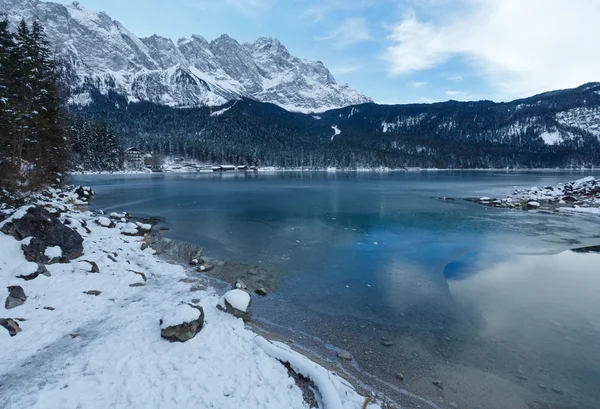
56;0;599;104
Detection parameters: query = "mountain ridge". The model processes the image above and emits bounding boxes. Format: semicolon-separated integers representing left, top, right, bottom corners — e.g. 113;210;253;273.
0;0;371;112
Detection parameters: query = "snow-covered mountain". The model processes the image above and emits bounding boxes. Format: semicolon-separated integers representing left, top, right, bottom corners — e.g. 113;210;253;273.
0;0;371;113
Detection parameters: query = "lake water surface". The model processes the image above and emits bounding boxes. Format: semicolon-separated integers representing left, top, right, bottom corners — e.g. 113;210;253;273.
75;171;600;409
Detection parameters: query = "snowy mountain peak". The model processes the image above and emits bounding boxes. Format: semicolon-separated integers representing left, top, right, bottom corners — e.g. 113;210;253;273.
1;0;371;112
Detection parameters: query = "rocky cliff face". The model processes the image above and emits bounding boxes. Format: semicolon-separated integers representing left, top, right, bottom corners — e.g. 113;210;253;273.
1;0;371;112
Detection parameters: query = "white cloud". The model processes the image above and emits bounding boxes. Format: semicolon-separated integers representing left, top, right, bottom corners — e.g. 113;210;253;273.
385;0;600;99
330;65;359;74
190;0;274;15
316;18;372;47
445;90;463;96
446;75;463;81
411;81;428;88
303;0;379;23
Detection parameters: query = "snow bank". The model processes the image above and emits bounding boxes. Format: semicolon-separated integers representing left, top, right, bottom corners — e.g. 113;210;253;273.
255;337;381;409
160;304;201;329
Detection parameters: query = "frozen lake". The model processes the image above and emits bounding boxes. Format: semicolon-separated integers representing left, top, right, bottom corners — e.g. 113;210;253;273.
75;171;600;409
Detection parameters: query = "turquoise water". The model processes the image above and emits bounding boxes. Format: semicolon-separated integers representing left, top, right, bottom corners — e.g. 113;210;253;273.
75;171;600;409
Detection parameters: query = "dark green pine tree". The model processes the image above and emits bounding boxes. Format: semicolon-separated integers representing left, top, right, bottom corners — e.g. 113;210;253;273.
0;17;16;164
28;20;68;184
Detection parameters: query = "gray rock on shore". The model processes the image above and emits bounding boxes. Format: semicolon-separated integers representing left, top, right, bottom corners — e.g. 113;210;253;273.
5;286;27;309
160;304;205;343
0;318;21;336
217;289;252;322
1;206;84;263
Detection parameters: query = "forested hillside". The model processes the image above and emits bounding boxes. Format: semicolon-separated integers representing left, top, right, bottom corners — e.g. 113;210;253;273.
75;84;600;169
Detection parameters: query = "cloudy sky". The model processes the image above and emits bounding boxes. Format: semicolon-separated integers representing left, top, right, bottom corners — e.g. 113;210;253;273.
55;0;599;104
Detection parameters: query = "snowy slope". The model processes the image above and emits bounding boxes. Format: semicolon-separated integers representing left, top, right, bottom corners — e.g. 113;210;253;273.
1;0;371;113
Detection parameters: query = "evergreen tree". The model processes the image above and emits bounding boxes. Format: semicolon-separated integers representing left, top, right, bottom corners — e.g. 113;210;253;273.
0;18;70;190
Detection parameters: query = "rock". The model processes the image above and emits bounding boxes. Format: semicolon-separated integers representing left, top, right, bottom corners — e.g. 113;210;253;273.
537;383;547;390
129;283;146;287
592;186;600;195
382;340;394;347
1;206;83;263
15;262;50;280
160;304;205;343
44;306;55;311
337;349;353;360
527;201;541;209
562;196;577;203
235;280;247;290
73;260;100;273
197;263;213;272
5;286;27;309
517;374;528;381
433;380;443;389
141;243;149;251
551;386;564;395
190;285;206;292
255;287;268;296
191;299;200;304
217;289;252;322
121;222;142;236
0;318;21;336
95;217;115;228
395;373;404;381
131;271;147;281
83;290;101;296
74;186;94;201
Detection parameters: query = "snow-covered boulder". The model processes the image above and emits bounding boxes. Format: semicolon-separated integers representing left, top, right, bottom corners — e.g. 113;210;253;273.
95;217;115;228
527;201;541;209
0;206;83;263
5;286;27;309
74;186;94;202
217;289;252;322
121;222;142;236
14;261;50;280
160;304;205;343
135;222;152;232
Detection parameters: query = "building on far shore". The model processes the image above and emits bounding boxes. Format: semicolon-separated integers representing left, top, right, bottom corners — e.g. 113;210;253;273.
124;148;144;168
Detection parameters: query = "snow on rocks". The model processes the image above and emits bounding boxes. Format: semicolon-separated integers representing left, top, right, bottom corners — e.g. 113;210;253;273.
467;176;600;214
73;260;100;273
0;206;84;263
14;262;50;281
95;217;115;228
160;304;205;342
217;289;252;322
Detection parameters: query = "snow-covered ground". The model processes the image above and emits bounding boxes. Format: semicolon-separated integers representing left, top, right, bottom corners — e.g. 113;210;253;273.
0;188;381;409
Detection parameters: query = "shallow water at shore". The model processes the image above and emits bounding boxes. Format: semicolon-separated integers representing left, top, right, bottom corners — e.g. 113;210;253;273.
75;171;600;409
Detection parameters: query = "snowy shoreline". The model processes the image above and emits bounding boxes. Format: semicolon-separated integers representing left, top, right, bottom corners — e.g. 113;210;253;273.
71;167;600;176
465;175;600;215
0;187;383;409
